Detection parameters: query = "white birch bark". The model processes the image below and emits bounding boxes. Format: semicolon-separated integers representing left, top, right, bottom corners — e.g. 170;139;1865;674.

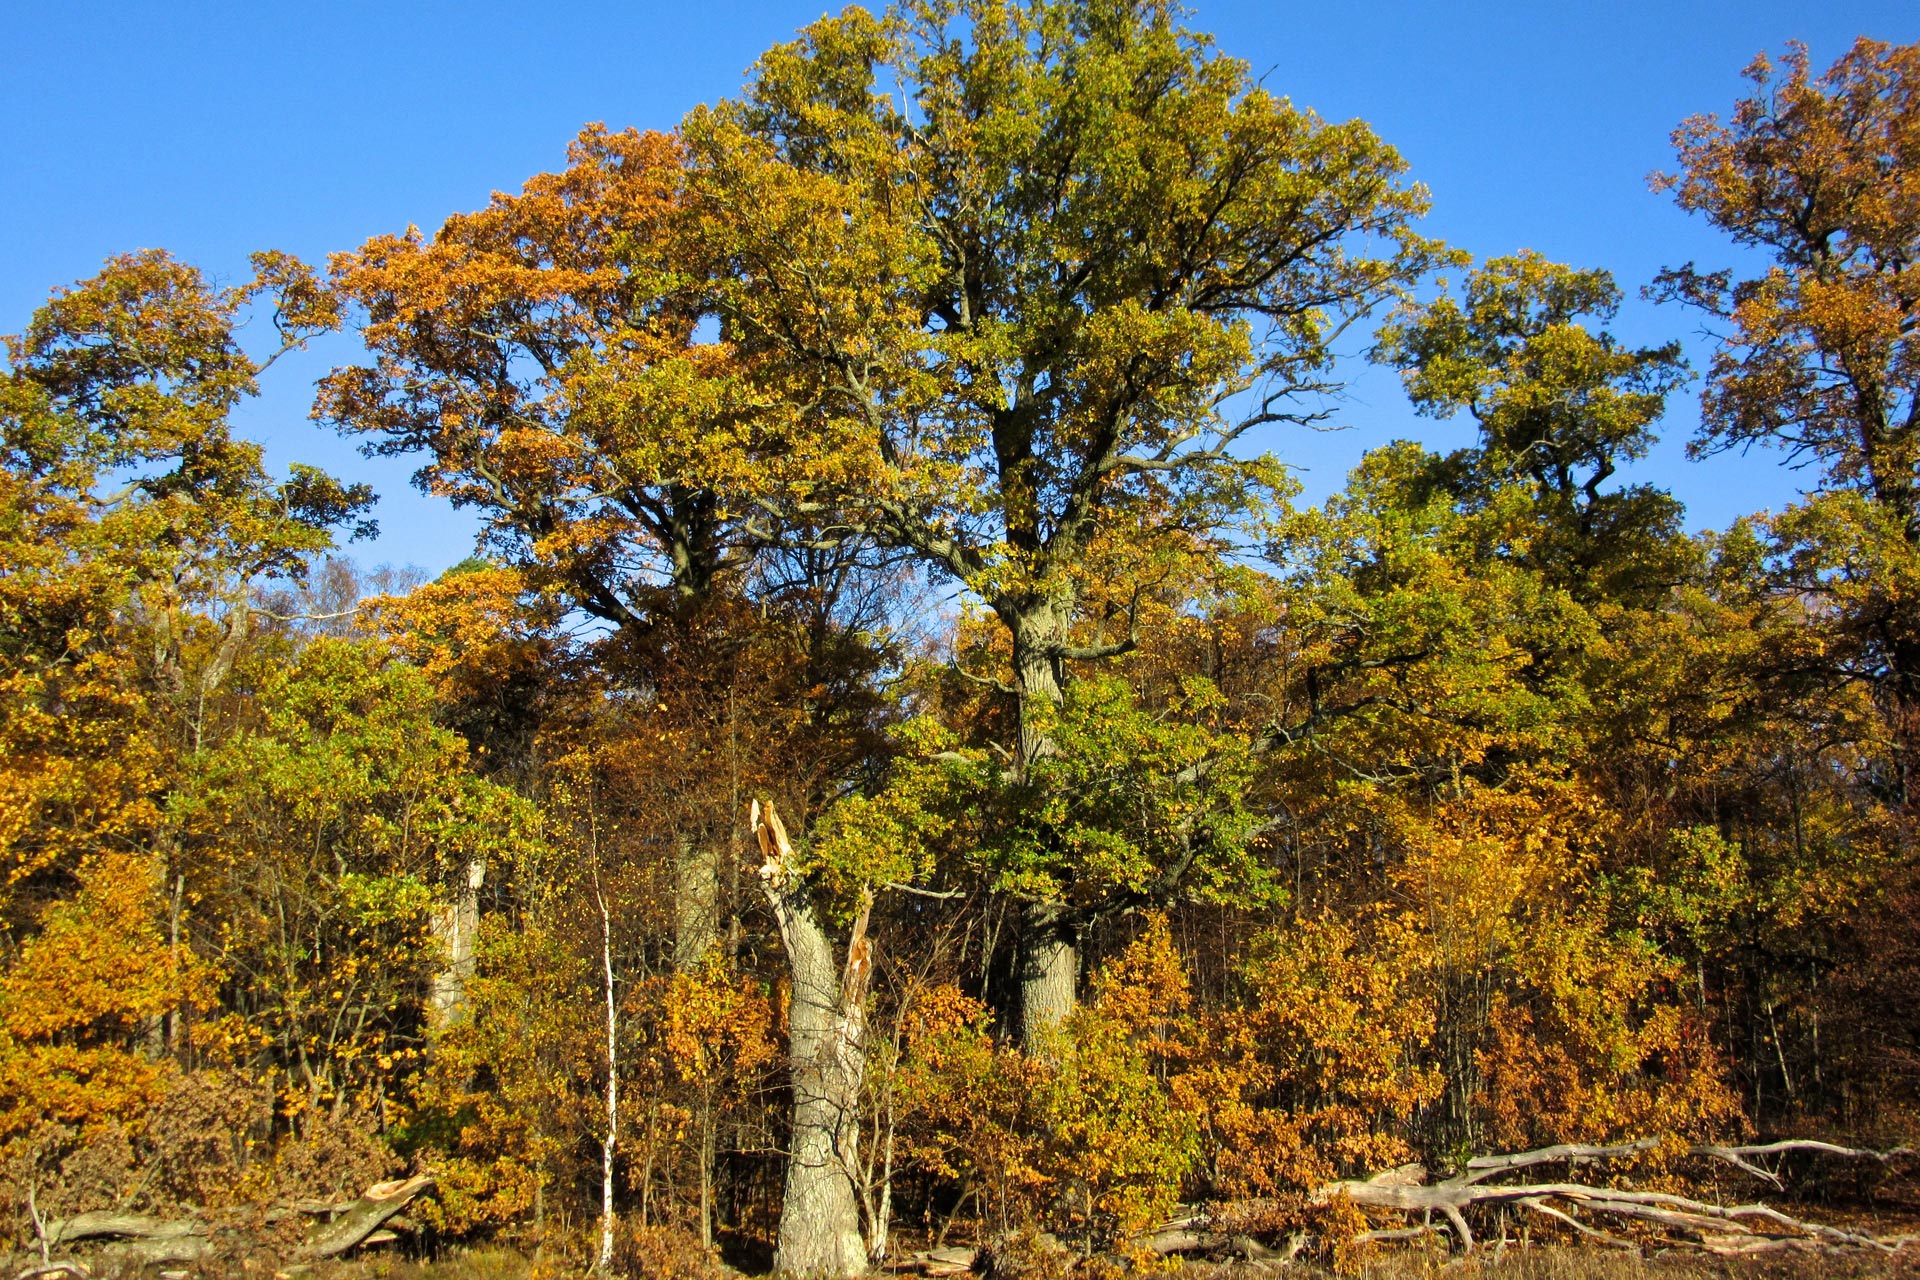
596;877;618;1273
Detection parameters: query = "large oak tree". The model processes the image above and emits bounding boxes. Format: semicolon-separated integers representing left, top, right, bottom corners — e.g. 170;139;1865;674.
686;0;1444;1052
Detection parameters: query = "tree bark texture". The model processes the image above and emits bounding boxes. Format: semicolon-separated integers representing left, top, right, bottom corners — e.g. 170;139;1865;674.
301;1174;438;1259
1011;604;1067;771
753;799;871;1278
428;858;485;1025
596;879;618;1273
1017;900;1079;1055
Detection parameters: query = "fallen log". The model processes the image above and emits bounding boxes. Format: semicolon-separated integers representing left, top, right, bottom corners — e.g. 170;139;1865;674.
92;1238;212;1267
36;1214;212;1266
893;1208;1323;1274
901;1246;977;1275
1514;1196;1634;1250
892;1137;1917;1271
43;1214;206;1249
24;1173;437;1273
298;1174;435;1259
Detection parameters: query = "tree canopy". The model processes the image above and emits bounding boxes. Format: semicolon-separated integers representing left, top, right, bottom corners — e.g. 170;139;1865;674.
2;11;1919;1279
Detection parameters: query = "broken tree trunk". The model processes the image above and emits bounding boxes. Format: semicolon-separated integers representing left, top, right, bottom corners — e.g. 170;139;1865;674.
428;857;485;1025
754;799;872;1279
299;1173;437;1259
31;1174;436;1270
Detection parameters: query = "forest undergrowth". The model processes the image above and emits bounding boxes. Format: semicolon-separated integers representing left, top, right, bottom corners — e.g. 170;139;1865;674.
94;1243;1920;1280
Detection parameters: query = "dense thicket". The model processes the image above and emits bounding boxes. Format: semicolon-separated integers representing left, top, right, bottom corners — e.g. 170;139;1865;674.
2;8;1916;1276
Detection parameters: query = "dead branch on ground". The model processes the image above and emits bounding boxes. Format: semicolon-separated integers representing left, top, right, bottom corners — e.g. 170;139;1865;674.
1313;1138;1917;1257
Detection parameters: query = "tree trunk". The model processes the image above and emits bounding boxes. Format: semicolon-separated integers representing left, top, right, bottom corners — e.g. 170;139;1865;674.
674;833;720;970
1883;631;1920;809
1009;604;1081;1051
1017;900;1079;1054
429;858;485;1025
595;878;618;1274
753;800;871;1279
1011;604;1067;771
301;1175;438;1259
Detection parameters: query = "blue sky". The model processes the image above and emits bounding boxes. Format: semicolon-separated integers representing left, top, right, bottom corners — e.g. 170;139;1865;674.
5;0;1914;575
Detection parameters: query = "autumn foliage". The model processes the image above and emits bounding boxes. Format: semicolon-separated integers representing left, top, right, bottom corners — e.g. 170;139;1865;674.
3;9;1919;1277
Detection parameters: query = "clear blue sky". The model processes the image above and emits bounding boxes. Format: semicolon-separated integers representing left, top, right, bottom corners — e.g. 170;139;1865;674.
4;1;1914;575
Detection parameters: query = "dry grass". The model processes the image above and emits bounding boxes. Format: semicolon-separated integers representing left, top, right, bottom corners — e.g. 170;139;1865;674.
285;1248;534;1280
288;1243;1920;1280
1189;1244;1920;1280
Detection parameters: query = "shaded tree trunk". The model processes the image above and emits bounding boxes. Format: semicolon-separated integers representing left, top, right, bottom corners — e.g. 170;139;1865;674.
673;834;720;970
1882;630;1920;809
1010;602;1081;1052
753;800;871;1279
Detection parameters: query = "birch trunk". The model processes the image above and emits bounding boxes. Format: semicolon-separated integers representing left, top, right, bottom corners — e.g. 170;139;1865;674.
753;800;870;1279
595;879;618;1273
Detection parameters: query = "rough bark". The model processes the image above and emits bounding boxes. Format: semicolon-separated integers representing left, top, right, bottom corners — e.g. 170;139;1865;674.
673;833;720;970
1016;900;1078;1055
1010;605;1067;771
428;857;485;1025
753;800;871;1278
45;1213;207;1248
98;1236;213;1266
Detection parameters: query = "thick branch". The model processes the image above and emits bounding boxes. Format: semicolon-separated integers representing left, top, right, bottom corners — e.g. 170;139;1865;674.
299;1174;436;1259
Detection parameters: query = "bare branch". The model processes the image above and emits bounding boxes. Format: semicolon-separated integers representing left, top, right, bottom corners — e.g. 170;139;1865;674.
883;882;966;901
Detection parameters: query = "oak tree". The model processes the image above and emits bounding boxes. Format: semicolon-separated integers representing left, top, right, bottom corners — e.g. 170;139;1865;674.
1655;38;1920;790
688;0;1444;1048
